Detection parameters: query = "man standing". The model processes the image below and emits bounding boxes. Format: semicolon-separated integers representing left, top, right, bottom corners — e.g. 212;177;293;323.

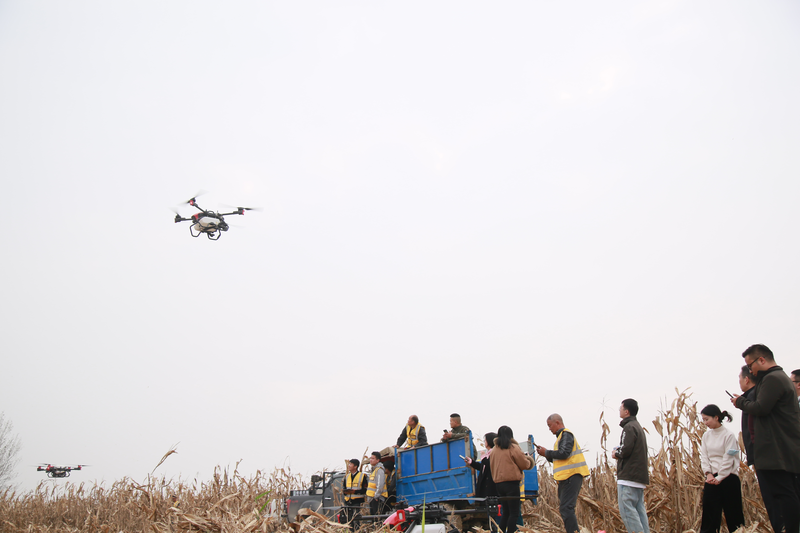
385;461;396;509
395;415;428;448
342;459;367;529
441;413;470;442
740;364;781;532
792;369;800;407
738;365;756;466
535;414;588;533
731;344;800;533
614;399;650;533
366;451;388;516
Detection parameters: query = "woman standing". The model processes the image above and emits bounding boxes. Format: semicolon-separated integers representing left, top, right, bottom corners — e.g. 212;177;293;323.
489;426;534;533
699;404;745;533
464;432;499;531
464;432;499;498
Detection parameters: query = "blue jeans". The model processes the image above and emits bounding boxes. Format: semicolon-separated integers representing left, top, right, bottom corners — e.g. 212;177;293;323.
617;484;649;533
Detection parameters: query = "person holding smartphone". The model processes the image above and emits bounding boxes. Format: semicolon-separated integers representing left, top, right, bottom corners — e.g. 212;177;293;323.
463;432;500;531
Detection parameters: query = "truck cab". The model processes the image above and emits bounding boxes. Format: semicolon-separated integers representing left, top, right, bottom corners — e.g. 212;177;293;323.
284;471;345;521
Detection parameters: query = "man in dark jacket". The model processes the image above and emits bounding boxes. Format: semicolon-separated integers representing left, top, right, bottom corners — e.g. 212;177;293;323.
395;415;428;448
738;364;756;465
442;413;470;442
614;398;650;533
732;344;800;533
738;364;783;530
342;458;367;529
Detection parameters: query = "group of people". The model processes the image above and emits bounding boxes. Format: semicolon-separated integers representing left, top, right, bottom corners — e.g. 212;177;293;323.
341;414;470;528
727;344;800;533
340;344;800;533
531;401;649;533
341;451;397;525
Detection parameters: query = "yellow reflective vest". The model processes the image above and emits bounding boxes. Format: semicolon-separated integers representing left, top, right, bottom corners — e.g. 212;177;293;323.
344;471;364;502
366;467;388;499
405;424;424;447
552;428;589;481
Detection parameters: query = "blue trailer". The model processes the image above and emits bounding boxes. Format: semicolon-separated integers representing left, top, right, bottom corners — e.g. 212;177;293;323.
395;432;538;506
385;432;538;532
395;431;477;505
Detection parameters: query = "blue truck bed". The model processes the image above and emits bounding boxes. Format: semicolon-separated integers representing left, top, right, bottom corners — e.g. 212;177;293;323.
395;433;476;506
395;432;539;507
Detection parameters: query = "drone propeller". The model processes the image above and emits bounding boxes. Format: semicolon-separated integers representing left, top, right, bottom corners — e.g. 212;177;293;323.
220;203;263;215
179;190;208;206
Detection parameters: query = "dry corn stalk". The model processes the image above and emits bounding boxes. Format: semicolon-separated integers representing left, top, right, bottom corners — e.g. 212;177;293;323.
0;390;774;533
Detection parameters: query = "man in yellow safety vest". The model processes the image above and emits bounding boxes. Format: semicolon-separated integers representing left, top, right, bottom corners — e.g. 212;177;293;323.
535;414;588;533
394;415;428;449
342;458;367;529
366;451;388;515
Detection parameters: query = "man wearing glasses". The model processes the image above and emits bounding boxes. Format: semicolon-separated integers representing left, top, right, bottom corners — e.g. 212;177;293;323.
730;344;800;533
792;369;800;407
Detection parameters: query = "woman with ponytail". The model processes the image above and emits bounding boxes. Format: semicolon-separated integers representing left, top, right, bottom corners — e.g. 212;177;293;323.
699;404;745;533
489;426;534;533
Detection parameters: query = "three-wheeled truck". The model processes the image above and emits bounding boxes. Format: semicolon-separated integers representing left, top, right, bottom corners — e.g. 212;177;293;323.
285;432;539;532
378;432;538;532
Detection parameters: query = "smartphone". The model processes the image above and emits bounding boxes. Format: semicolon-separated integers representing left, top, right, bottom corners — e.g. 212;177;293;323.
725;390;734;398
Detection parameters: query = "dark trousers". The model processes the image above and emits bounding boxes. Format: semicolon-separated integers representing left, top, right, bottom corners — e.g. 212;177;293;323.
369;497;385;516
756;469;800;533
495;481;522;533
699;474;744;533
755;469;784;533
343;501;363;530
557;474;583;533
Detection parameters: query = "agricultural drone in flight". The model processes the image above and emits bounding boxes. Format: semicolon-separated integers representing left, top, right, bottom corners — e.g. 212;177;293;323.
36;464;86;478
173;194;260;240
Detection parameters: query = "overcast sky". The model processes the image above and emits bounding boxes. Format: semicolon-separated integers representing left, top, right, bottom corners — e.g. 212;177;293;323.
1;1;799;493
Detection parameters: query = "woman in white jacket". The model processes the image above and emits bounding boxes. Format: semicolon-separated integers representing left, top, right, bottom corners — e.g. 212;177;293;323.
699;404;745;533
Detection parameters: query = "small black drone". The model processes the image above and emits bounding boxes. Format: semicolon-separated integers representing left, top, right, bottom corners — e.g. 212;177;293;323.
36;464;86;478
173;195;259;240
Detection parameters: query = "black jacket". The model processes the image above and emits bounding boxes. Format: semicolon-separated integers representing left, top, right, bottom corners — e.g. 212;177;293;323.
468;455;497;498
740;386;756;466
615;416;649;485
544;428;575;462
735;365;800;473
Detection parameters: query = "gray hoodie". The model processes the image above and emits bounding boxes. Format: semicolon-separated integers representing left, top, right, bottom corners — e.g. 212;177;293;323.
367;463;386;502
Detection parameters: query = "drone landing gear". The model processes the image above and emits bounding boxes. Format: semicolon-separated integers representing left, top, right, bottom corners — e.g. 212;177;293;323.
189;224;222;240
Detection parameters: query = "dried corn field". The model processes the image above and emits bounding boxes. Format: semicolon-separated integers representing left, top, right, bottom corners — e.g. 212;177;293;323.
0;390;772;533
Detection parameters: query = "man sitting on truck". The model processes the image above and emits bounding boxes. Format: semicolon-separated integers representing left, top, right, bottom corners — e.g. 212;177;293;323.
441;413;471;442
366;451;388;515
342;458;367;529
395;415;428;448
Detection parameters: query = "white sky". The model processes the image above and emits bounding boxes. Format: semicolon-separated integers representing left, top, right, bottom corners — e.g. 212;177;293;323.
1;1;799;493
